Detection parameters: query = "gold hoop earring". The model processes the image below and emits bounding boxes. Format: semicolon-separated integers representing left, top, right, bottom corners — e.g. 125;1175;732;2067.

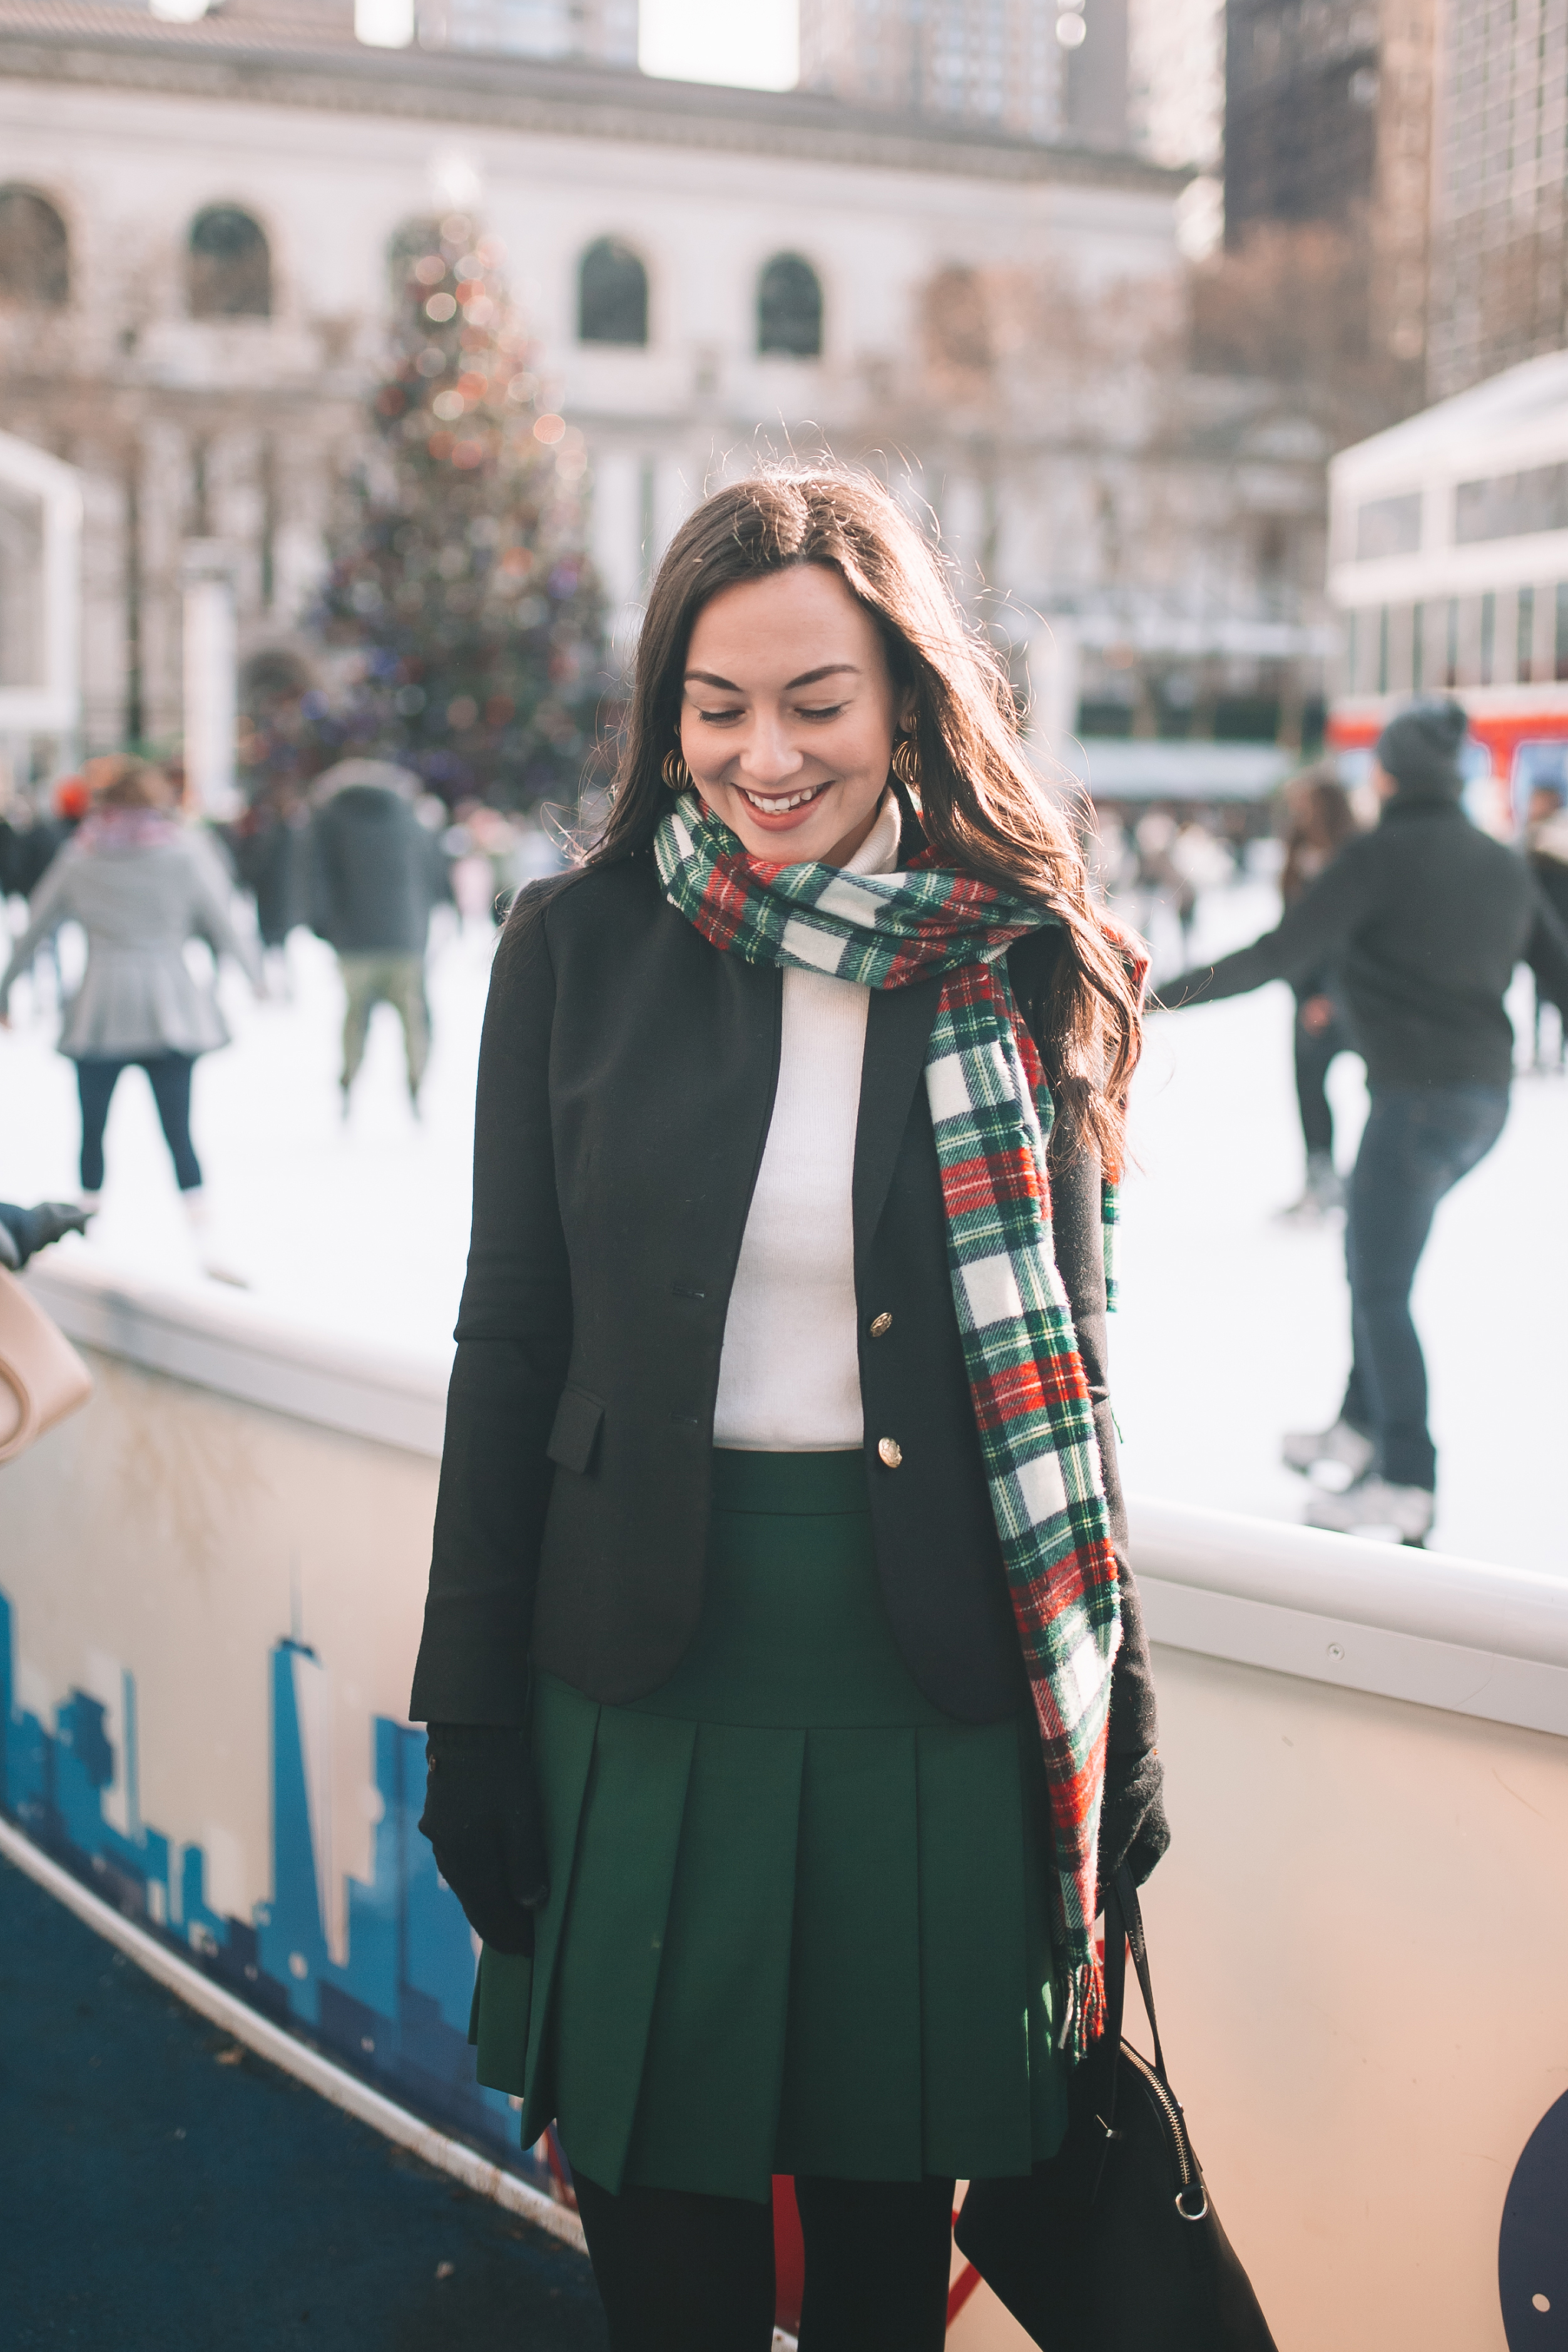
891;736;922;793
661;748;695;793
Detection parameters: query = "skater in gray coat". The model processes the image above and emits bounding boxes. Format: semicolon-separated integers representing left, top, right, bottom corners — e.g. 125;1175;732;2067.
0;758;260;1223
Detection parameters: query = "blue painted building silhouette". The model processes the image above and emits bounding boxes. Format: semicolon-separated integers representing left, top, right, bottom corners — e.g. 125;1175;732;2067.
0;1585;544;2184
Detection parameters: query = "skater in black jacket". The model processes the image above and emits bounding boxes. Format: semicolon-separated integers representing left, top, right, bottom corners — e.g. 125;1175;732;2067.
1159;700;1568;1544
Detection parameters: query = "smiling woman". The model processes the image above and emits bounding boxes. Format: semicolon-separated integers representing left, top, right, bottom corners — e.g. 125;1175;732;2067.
410;468;1163;2349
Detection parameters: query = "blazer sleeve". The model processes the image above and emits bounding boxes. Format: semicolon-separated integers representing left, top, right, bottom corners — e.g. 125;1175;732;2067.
409;882;574;1725
1048;1128;1168;1869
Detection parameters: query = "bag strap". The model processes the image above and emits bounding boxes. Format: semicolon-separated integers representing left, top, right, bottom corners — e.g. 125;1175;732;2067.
1111;1863;1169;2084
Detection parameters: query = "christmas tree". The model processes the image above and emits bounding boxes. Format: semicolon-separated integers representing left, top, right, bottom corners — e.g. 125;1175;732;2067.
297;213;609;809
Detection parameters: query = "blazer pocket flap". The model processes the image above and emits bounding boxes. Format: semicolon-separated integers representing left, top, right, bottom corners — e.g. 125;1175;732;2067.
546;1385;604;1475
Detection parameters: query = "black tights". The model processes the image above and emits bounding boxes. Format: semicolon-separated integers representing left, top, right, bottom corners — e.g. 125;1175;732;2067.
573;2170;955;2352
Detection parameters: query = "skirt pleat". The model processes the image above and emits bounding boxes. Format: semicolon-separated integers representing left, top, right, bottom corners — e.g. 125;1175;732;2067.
775;1728;924;2181
545;1708;696;2192
623;1723;805;2197
474;1448;1070;2203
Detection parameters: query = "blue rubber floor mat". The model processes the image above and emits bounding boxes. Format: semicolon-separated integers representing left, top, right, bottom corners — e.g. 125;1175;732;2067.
0;1853;608;2350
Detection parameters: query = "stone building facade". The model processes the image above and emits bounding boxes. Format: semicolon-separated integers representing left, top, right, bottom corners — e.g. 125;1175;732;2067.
0;0;1330;787
1222;0;1438;384
1222;0;1568;405
1426;0;1568;398
798;0;1131;151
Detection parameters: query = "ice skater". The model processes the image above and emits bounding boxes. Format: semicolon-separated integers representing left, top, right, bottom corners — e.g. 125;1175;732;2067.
0;756;261;1274
1524;778;1568;1070
1158;701;1568;1545
303;760;451;1116
1275;765;1363;1218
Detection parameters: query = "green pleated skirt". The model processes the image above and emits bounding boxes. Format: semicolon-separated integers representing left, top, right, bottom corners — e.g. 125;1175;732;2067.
472;1448;1069;2204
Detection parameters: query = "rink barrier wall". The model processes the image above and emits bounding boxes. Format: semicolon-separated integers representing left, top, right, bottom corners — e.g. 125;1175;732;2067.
24;1255;451;1457
24;1253;1568;1738
8;1249;1567;2351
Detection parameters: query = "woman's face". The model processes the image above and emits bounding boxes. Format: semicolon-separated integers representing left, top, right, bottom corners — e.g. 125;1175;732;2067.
680;563;907;865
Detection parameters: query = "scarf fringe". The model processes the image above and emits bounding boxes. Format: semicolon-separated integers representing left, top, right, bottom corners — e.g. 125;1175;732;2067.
1056;1950;1109;2067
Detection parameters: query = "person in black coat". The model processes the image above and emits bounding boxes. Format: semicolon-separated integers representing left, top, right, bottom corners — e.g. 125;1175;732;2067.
411;473;1166;2349
1160;700;1568;1545
1524;780;1568;1068
1275;766;1363;1217
304;761;450;1112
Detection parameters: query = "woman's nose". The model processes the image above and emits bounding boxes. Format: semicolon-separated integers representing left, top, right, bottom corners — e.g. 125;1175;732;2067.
738;711;804;787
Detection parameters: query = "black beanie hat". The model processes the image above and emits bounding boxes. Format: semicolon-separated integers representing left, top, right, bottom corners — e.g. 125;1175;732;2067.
1375;700;1468;799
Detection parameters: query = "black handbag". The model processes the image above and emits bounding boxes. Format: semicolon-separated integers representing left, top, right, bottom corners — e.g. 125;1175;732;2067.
954;1868;1278;2350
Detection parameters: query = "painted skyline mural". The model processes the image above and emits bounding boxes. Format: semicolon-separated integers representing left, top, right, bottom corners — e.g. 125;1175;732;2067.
0;1583;559;2198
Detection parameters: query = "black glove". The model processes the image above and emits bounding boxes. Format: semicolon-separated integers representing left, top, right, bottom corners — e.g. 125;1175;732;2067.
1096;1747;1170;1922
0;1199;91;1271
418;1719;549;1957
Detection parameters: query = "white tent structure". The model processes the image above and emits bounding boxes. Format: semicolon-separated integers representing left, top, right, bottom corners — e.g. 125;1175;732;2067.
0;427;82;771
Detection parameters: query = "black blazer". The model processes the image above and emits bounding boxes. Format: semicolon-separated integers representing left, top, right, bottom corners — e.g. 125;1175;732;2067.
410;853;1161;1802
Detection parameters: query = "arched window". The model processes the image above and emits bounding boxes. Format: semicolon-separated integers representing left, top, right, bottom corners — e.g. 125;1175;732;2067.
757;253;822;359
578;238;648;348
0;187;69;309
188;205;272;319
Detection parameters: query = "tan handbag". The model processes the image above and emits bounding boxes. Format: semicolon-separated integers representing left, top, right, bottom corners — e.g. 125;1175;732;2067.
0;1268;94;1463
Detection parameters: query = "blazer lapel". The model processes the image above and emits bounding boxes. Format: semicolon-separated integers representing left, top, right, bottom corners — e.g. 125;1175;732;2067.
853;975;942;1265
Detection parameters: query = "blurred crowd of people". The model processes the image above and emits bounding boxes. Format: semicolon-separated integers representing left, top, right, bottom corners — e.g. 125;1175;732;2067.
1;750;564;1279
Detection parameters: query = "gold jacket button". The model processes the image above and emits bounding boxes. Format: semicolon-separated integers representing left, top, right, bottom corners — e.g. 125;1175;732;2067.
869;1311;893;1339
877;1437;903;1469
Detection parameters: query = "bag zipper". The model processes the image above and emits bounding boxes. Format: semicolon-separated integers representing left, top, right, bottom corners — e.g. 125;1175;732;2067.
1120;2044;1209;2220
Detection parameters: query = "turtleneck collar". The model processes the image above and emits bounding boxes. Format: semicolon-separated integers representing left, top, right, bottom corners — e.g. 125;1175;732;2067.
843;788;902;877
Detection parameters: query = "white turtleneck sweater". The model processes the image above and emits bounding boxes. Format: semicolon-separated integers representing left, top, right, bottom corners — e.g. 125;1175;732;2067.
712;791;902;1452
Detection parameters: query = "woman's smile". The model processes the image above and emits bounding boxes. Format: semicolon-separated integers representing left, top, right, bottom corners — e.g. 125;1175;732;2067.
737;778;833;825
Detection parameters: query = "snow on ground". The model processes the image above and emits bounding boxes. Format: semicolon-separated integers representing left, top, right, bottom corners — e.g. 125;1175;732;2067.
3;879;1563;1572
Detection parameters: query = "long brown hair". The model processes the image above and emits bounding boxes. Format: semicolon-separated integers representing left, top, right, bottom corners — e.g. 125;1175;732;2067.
1280;763;1360;904
591;469;1142;1168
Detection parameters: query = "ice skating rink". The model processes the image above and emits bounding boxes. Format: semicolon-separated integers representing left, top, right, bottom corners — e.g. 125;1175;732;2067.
3;882;1563;1572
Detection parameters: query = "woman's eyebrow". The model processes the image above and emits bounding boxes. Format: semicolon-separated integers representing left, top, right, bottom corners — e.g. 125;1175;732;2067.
683;664;861;691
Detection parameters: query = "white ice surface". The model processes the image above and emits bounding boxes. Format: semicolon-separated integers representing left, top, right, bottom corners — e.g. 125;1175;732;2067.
3;883;1563;1572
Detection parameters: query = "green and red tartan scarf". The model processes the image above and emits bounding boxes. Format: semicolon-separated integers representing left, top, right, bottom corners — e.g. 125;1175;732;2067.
655;790;1124;2058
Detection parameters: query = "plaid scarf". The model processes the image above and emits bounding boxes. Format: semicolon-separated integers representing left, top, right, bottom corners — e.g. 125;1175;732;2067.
656;791;1123;2057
